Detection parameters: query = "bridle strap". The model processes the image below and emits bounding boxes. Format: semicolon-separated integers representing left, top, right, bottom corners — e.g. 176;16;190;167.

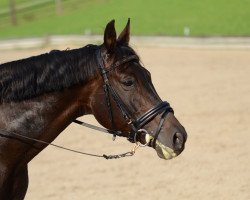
134;101;173;129
73;119;122;136
150;109;169;148
96;50;137;133
105;55;139;73
94;48;174;144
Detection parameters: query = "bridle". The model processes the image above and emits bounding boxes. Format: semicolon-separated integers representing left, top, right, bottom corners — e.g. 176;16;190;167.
1;48;174;160
88;48;174;147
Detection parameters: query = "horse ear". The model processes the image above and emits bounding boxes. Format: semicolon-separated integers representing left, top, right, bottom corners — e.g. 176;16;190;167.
117;18;130;45
104;19;117;53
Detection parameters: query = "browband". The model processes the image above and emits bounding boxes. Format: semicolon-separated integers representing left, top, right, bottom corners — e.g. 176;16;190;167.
102;55;139;74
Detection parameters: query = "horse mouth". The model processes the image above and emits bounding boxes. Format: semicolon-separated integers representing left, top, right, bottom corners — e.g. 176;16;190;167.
145;134;178;160
155;141;177;160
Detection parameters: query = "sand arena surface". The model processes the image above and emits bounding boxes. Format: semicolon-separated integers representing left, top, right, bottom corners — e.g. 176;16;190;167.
0;45;250;200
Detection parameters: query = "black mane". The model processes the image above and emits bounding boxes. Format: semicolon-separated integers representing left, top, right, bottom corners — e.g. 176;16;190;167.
0;45;99;103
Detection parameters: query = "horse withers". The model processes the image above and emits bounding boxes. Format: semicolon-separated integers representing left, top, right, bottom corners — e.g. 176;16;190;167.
0;19;187;199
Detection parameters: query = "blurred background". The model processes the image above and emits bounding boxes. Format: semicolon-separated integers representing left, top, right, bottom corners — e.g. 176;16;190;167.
0;0;250;39
0;1;250;200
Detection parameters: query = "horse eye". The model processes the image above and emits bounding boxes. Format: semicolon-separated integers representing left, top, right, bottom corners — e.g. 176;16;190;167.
122;79;134;87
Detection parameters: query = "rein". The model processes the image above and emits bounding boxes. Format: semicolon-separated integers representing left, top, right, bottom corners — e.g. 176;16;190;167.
0;128;138;160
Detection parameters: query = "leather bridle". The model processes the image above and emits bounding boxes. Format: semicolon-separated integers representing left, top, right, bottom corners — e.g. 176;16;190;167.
0;48;175;160
95;48;174;146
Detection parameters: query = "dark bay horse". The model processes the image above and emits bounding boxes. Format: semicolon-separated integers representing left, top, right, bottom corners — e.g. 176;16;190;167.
0;19;187;199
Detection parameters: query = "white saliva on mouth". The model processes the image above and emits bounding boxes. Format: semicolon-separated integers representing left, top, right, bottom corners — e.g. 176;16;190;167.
156;141;177;160
145;134;176;160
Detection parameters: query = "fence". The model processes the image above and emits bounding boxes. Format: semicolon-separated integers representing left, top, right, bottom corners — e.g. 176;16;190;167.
0;0;62;25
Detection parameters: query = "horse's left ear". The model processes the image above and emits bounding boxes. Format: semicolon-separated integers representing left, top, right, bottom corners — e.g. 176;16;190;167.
117;18;130;45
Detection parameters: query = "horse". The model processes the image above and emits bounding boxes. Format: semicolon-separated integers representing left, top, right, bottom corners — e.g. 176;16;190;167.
0;19;187;200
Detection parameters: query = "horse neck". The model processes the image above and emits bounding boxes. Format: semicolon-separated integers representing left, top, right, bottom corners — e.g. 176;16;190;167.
42;86;92;131
0;83;95;147
0;46;100;135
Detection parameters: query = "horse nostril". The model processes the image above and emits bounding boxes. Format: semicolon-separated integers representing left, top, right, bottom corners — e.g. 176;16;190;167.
173;132;184;151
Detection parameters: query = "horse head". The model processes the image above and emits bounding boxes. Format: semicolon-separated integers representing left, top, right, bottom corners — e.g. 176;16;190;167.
90;19;187;160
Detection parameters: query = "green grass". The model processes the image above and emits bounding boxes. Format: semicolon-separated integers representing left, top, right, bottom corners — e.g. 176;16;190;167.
0;0;250;39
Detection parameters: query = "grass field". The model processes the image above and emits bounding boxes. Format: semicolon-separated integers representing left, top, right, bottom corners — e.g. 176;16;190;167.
0;0;250;39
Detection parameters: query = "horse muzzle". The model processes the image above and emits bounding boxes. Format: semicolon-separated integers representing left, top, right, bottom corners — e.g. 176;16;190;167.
145;125;187;160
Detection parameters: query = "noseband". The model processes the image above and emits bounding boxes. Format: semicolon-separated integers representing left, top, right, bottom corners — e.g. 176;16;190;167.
95;49;174;146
